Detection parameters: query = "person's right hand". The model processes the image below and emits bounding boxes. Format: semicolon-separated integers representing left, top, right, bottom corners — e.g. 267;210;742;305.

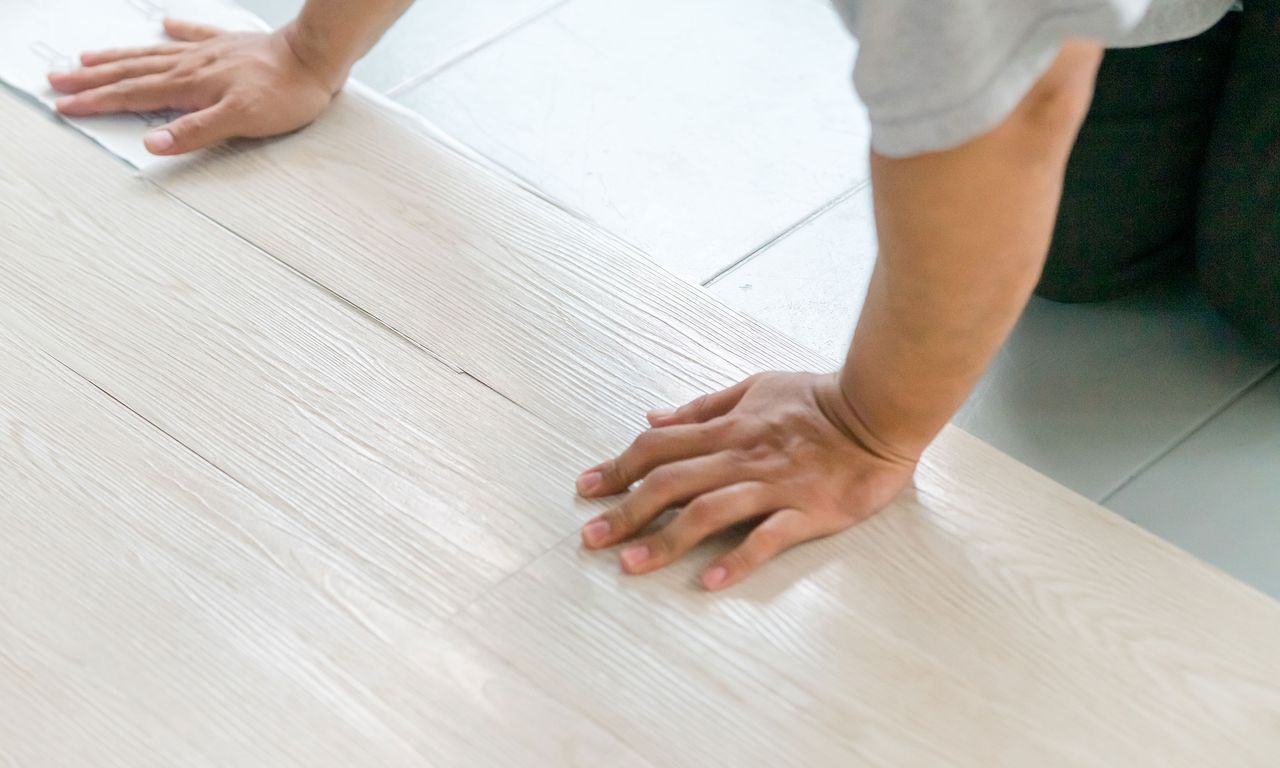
48;18;344;156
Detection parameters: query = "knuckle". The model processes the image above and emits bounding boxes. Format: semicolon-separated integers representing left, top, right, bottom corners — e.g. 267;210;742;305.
682;394;709;419
606;503;639;534
631;429;660;456
642;466;678;496
751;525;785;554
681;498;719;532
646;532;673;559
724;548;754;573
221;93;251;113
600;458;629;488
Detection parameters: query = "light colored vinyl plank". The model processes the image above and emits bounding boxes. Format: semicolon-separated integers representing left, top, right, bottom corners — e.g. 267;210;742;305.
454;427;1280;767
395;0;869;282
1108;369;1280;599
150;86;835;452
0;89;598;625
233;0;561;92
0;329;648;768
709;188;1278;500
134;85;1280;761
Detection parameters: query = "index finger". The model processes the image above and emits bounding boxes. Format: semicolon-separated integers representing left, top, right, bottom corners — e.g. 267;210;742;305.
78;43;186;67
577;422;724;498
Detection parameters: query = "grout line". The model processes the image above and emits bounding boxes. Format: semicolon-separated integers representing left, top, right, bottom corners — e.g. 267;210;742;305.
383;0;575;99
1100;360;1280;504
701;179;870;288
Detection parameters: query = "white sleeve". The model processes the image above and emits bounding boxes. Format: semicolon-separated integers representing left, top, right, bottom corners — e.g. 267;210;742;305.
833;0;1152;157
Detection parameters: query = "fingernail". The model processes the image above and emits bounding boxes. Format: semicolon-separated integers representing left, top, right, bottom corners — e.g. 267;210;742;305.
647;408;675;422
144;129;174;152
620;545;649;571
703;566;728;590
582;518;610;546
55;96;76;111
576;470;603;496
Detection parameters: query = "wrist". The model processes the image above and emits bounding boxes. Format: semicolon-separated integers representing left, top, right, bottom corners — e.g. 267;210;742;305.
813;371;926;467
281;19;357;93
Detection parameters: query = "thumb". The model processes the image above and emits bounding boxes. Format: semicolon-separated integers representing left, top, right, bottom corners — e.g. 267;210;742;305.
145;104;236;155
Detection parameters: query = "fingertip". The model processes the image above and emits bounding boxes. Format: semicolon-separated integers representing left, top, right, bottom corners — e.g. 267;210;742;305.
143;129;176;155
581;517;611;548
701;565;730;591
646;408;676;427
54;96;81;115
576;469;605;497
619;544;650;574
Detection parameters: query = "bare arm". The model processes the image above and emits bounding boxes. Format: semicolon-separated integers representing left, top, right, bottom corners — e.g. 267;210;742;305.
283;0;416;89
578;41;1105;590
840;40;1105;461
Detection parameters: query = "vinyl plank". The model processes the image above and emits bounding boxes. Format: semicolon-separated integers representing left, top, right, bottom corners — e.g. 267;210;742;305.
1108;368;1280;599
149;85;835;453
233;0;561;92
708;189;1278;500
0;329;649;768
395;0;869;282
453;427;1280;766
0;88;598;624
135;84;1280;760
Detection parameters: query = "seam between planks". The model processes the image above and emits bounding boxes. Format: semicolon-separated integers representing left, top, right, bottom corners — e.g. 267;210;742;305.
1101;360;1280;504
701;178;871;288
134;175;536;418
47;356;274;511
383;0;575;99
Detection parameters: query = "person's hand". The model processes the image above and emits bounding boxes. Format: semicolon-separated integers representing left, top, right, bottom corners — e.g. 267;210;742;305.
577;371;918;591
47;18;344;156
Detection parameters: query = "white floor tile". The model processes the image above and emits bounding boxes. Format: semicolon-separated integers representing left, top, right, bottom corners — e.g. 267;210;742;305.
710;190;1278;501
234;0;560;92
396;0;869;282
1108;369;1280;599
708;185;874;361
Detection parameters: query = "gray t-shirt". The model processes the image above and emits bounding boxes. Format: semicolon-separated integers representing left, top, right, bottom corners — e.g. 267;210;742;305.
832;0;1238;156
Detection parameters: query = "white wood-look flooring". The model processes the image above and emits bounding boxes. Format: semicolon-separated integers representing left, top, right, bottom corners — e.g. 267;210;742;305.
232;0;1280;595
3;78;1280;765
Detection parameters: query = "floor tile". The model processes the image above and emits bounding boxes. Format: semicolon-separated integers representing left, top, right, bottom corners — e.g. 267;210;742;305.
234;0;560;92
710;190;1278;500
396;0;869;282
1107;369;1280;599
708;185;875;360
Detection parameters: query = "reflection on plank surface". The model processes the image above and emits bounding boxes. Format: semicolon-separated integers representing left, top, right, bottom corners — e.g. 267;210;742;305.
2;86;1279;766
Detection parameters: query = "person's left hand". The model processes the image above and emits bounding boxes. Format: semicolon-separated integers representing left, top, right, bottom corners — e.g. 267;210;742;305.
577;371;918;591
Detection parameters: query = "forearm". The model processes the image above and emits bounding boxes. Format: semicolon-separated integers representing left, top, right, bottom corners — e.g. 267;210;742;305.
838;41;1103;460
283;0;416;90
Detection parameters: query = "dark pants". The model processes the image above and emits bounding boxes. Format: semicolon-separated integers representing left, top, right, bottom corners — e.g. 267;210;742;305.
1038;5;1280;354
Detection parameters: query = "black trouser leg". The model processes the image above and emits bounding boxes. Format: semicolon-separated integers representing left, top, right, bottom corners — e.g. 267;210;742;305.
1196;1;1280;354
1037;15;1241;302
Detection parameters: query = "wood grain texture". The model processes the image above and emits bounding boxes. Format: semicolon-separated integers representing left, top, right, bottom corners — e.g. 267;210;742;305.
144;87;1280;763
0;328;648;768
453;429;1280;767
0;89;598;628
3;82;1280;765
